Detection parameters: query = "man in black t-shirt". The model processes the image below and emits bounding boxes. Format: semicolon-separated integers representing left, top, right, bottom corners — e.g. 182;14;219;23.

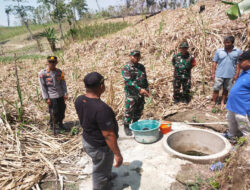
75;72;123;190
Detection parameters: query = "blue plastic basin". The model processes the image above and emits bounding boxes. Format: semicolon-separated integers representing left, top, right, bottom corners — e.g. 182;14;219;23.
130;120;160;144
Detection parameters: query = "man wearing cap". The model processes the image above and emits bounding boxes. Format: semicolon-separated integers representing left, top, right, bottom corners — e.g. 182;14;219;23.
172;41;196;104
211;36;242;109
75;72;123;190
225;50;250;141
122;50;150;136
38;56;68;131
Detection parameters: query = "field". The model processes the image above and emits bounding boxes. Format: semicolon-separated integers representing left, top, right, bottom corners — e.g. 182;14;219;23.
0;0;249;189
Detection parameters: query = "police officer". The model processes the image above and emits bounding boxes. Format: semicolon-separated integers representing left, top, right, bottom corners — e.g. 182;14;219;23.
122;50;150;136
172;41;196;104
38;56;68;131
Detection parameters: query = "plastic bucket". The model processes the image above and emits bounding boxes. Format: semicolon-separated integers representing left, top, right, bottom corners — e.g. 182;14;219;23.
160;121;172;134
130;120;160;144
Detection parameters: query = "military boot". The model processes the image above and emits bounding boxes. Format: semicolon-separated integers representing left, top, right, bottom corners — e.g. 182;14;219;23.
124;125;132;136
59;122;68;131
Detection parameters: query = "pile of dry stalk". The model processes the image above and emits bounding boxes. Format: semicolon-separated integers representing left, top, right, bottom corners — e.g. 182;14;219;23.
0;0;248;189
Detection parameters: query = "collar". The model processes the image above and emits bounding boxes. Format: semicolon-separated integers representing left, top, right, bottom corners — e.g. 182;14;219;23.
177;52;190;58
223;47;237;52
128;61;138;67
245;69;250;74
47;68;57;72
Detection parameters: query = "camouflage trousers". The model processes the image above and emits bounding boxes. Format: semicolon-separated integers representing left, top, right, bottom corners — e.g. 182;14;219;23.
173;77;191;100
123;96;145;127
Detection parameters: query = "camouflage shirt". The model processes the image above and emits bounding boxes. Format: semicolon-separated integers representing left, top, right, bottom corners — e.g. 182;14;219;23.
172;52;195;79
122;61;149;97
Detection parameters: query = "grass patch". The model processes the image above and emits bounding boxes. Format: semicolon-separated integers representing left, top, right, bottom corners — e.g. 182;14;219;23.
0;54;46;63
67;21;129;41
0;24;55;42
5;44;38;54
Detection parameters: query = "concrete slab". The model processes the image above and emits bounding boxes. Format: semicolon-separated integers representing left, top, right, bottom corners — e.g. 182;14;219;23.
79;122;194;190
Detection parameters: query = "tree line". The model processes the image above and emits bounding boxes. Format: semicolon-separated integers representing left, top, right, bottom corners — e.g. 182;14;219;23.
4;0;88;40
3;0;197;51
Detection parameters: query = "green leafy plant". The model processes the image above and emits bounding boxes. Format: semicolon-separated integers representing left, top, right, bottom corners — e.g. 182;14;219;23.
225;158;230;163
70;127;79;136
186;176;203;190
72;68;80;81
66;22;129;41
212;107;218;113
209;178;220;189
68;28;78;41
236;136;248;146
222;0;250;20
158;17;165;36
40;27;57;51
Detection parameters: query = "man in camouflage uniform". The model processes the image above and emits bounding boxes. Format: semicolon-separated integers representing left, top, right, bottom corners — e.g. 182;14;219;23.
38;56;68;131
172;41;196;104
122;50;150;136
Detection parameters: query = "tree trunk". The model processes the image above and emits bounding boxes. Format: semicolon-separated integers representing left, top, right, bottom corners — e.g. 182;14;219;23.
24;21;34;40
49;40;56;52
36;39;43;52
73;8;77;22
59;20;64;39
7;14;10;27
165;0;168;9
96;0;101;11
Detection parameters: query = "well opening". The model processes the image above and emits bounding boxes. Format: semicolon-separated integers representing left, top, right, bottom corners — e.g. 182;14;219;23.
164;129;231;163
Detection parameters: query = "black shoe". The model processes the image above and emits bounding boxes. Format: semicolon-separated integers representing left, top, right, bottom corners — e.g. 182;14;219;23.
182;99;190;104
174;99;179;104
222;131;243;144
124;125;132;136
59;123;69;131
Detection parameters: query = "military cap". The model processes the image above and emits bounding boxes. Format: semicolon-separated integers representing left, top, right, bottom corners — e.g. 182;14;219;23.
47;56;58;63
179;41;189;48
238;51;250;62
84;72;105;88
130;50;141;56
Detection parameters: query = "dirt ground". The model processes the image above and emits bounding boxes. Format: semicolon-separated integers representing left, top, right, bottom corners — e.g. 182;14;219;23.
165;109;227;132
218;135;250;190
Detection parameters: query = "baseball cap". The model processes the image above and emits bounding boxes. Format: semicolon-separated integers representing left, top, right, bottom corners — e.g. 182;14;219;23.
179;41;189;48
47;56;58;63
238;51;250;62
130;50;141;56
84;72;105;88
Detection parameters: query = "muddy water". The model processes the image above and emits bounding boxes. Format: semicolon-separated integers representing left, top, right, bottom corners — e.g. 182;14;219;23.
179;150;209;156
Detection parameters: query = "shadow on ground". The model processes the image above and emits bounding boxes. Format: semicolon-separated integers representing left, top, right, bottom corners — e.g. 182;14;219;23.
63;120;80;132
0;40;9;45
112;160;143;190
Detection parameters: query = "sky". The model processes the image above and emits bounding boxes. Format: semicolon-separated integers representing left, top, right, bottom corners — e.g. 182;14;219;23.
0;0;122;26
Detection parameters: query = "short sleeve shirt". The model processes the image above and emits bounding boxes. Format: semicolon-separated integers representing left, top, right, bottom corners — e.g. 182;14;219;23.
213;48;242;78
75;95;119;147
226;70;250;116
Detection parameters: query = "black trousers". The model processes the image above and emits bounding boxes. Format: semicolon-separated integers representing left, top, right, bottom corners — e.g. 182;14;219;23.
49;96;66;127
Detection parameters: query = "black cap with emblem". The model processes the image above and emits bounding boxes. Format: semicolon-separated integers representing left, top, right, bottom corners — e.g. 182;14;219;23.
84;72;105;88
47;56;58;63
